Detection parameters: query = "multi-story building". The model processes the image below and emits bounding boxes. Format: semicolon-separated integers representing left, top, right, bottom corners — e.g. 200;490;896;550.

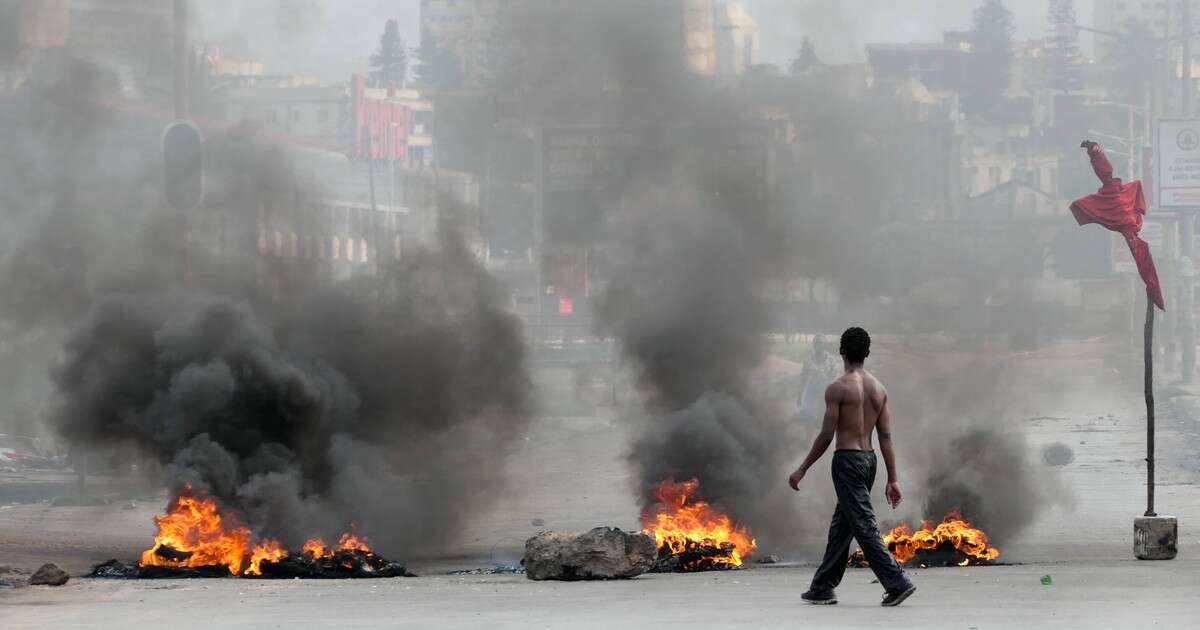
209;83;347;150
419;0;502;85
0;0;69;59
200;46;265;81
66;0;173;98
714;1;760;76
205;72;435;170
680;0;716;76
0;0;68;90
1095;0;1200;57
1094;0;1200;103
419;0;724;84
866;35;973;93
1;0;173;96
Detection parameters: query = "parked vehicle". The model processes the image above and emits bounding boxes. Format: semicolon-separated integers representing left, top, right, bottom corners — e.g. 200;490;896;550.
0;434;63;469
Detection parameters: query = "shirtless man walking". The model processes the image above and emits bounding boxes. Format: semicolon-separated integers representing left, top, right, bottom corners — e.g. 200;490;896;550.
788;327;916;607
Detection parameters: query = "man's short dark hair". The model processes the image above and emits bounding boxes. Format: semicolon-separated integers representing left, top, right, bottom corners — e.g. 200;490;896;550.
840;327;870;364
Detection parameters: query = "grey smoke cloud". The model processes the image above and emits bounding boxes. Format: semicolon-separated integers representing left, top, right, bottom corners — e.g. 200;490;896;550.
1;0;1083;560
50;241;531;555
501;0;1074;552
491;0;807;543
0;53;173;438
1;48;531;557
883;357;1075;545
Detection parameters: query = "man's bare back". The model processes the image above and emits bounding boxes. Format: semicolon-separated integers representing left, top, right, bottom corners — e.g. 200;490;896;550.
788;331;901;510
828;369;887;451
789;327;915;606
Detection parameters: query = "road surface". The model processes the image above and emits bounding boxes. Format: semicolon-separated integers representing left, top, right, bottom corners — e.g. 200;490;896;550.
3;349;1199;628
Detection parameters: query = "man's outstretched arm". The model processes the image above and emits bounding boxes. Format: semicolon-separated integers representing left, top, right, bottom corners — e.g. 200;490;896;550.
877;394;902;508
789;384;840;490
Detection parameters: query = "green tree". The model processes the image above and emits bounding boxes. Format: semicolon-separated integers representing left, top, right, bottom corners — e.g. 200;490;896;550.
370;20;408;88
1044;0;1083;92
789;37;820;75
962;0;1015;115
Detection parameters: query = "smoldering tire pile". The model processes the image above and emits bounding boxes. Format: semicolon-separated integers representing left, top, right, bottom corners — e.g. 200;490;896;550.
250;549;413;579
91;560;231;580
651;540;739;573
89;551;413;580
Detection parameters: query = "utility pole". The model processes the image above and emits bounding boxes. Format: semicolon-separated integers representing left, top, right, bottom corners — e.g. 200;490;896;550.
1184;0;1193;118
1180;0;1196;383
1129;104;1136;179
173;0;189;119
173;0;192;283
366;128;381;301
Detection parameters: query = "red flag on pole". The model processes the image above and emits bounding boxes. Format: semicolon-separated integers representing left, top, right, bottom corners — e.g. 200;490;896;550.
1070;142;1165;310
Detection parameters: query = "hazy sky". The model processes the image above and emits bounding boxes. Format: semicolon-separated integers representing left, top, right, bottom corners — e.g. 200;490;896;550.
196;1;1089;81
194;0;419;81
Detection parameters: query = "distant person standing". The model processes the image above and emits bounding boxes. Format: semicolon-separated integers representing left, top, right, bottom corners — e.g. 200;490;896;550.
797;337;840;419
789;327;916;607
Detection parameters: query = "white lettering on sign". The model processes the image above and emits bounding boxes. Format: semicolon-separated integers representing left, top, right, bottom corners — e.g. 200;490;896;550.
1158;120;1200;208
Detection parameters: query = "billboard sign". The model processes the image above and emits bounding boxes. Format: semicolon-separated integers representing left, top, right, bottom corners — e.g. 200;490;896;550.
1156;119;1200;208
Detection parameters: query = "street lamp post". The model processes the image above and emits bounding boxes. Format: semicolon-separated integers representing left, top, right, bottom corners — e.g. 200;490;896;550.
173;0;188;120
1177;1;1196;387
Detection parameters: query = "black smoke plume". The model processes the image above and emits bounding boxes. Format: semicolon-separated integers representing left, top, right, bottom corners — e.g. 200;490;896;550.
498;1;800;541
921;427;1049;544
596;156;793;536
51;233;530;554
885;358;1074;546
0;53;174;437
4;2;1078;561
2;50;531;557
507;1;1071;552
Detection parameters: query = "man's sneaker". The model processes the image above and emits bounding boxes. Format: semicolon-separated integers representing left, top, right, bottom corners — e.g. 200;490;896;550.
801;588;837;605
881;584;917;607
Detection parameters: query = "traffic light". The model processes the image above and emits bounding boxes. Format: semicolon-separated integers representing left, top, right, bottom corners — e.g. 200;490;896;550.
162;121;204;211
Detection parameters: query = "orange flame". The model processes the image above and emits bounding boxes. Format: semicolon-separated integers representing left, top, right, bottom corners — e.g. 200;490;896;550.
140;487;376;576
884;510;999;565
302;537;328;558
336;533;371;553
301;532;375;559
246;539;287;576
139;490;252;575
853;509;1000;566
641;479;757;567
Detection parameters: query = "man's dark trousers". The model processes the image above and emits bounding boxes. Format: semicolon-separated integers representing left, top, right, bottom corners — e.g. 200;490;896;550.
809;450;912;593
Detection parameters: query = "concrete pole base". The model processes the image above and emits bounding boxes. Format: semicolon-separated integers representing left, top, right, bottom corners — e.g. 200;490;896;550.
1134;516;1178;560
